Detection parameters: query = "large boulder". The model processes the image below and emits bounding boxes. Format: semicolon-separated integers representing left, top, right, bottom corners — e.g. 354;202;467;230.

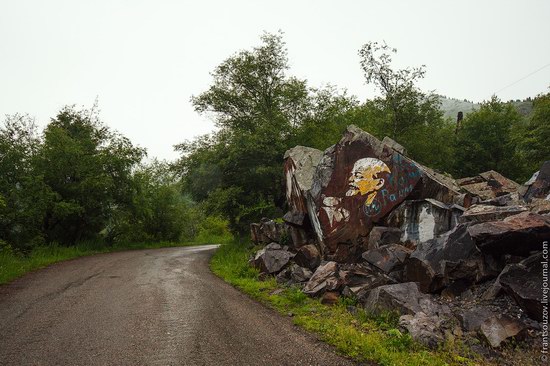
283;146;324;226
386;199;464;244
399;312;445;348
250;219;289;245
523;161;550;202
459;204;527;223
366;226;402;250
468;211;550;256
456;306;497;332
362;244;412;275
404;224;491;293
303;261;340;296
294;244;321;269
458;170;521;201
364;282;450;317
252;244;294;274
498;253;544;321
338;263;395;300
306;125;463;262
480;315;527;348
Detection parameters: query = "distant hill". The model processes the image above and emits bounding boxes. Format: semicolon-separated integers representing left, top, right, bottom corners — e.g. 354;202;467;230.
437;96;533;120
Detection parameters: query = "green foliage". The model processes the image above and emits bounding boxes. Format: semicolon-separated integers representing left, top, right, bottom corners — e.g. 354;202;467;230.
0;114;50;252
39;105;145;245
454;96;524;180
358;41;455;173
176;32;310;233
515;91;550;179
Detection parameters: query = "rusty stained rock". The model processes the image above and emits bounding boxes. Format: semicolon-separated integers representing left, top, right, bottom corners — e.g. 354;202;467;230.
459;204;528;223
458;170;521;201
293;244;321;269
468;211;550;256
307;126;426;261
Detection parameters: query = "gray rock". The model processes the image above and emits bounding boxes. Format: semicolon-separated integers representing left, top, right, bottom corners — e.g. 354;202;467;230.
404;224;489;293
480;315;527;348
291;266;312;284
523;161;550;202
253;246;294;274
457;306;496;332
366;226;402;250
459;204;528;223
362;244;412;274
303;261;339;296
382;136;407;155
468;211;550;256
498;253;544;321
364;282;450;317
399;312;445;348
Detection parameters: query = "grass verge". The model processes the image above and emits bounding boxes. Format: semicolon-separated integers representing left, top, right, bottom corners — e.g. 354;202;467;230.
210;241;491;366
0;240;219;285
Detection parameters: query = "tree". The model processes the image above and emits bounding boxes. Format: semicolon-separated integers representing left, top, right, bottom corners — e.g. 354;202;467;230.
176;32;312;233
358;41;453;172
39;105;145;245
517;91;550;177
454;97;523;179
0;114;51;251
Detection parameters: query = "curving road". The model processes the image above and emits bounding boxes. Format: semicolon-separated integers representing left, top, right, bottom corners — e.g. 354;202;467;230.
0;245;357;366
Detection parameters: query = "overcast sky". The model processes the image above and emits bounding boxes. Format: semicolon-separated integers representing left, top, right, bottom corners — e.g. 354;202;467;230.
1;0;549;161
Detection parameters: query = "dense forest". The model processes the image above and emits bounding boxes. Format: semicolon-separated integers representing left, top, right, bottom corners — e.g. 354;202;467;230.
1;32;549;253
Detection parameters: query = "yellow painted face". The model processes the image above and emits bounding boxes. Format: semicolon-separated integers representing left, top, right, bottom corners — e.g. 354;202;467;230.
346;158;391;205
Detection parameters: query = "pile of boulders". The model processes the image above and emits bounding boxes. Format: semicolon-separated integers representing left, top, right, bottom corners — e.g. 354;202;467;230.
249;125;549;351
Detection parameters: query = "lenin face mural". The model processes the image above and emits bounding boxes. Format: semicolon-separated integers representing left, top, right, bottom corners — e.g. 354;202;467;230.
346;158;391;206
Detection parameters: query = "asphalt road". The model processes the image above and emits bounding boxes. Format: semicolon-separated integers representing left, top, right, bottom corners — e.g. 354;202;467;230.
0;245;357;366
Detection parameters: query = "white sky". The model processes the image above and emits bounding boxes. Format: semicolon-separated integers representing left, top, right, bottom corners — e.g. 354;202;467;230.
1;0;549;161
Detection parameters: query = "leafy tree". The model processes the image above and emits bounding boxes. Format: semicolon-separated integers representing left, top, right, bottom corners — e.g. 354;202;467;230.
0;114;51;251
454;97;523;179
39;105;145;245
107;160;201;243
177;32;312;233
517;91;550;177
358;41;453;172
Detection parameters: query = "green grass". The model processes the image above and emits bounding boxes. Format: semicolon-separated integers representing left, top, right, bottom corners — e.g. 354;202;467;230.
210;241;492;366
0;240;214;285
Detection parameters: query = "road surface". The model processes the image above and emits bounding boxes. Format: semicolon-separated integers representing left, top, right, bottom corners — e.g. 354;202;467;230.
0;245;358;365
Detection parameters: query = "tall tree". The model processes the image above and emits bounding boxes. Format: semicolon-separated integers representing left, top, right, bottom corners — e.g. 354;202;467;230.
177;32;312;233
0;115;51;251
358;41;453;172
454;97;523;179
39;105;145;244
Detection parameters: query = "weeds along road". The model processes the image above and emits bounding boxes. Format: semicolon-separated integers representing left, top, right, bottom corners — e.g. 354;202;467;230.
0;245;357;366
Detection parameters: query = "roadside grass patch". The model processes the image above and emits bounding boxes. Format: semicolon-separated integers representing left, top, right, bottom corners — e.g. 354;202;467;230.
0;240;216;285
210;241;492;366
